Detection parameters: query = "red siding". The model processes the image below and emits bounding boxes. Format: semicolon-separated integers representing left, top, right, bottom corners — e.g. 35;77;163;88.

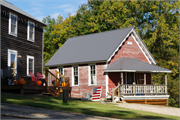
108;35;151;92
64;64;107;98
108;35;149;65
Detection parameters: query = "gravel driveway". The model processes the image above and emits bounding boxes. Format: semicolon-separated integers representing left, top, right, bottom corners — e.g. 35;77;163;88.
1;103;121;120
115;102;180;117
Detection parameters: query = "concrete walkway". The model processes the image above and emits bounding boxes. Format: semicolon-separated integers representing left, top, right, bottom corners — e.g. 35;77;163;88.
115;102;180;117
1;103;122;120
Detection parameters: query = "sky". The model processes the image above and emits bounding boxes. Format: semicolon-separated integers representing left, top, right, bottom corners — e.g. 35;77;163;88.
7;0;88;22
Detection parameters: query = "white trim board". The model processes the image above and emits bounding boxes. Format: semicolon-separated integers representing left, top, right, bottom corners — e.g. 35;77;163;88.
104;70;172;73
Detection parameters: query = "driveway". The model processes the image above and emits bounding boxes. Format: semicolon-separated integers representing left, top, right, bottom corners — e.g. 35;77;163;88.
114;102;180;117
1;103;122;120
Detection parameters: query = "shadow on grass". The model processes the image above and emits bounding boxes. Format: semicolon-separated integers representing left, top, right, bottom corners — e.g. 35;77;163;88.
1;92;178;119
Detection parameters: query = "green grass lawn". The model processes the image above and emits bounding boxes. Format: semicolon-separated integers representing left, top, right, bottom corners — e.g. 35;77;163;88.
1;92;179;119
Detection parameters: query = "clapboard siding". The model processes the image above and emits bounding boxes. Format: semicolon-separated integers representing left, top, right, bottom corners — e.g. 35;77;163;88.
1;6;44;77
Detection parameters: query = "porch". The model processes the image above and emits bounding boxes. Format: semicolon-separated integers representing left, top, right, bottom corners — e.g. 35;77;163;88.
104;58;171;106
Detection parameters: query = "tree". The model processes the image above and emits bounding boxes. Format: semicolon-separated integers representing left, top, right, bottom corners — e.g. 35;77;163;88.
42;16;58;71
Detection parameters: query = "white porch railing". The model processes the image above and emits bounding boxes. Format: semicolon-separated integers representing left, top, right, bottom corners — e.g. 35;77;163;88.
120;84;167;95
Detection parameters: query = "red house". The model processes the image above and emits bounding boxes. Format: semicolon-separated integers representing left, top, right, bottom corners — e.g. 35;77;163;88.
45;27;171;105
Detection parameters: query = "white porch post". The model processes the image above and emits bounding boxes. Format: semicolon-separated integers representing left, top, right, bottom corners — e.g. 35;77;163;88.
121;73;123;94
144;74;146;94
165;73;167;94
121;73;123;85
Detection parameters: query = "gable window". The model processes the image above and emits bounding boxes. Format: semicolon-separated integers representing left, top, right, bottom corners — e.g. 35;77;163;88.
72;66;78;86
9;13;18;36
27;55;34;76
89;65;96;85
27;21;35;42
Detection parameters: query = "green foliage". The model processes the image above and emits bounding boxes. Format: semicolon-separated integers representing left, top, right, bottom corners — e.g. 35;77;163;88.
43;0;179;107
42;16;58;71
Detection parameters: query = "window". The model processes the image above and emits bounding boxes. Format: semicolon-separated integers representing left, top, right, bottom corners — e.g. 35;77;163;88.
8;49;17;77
58;67;63;75
89;65;96;85
9;13;18;36
27;21;35;42
27;55;34;76
72;66;78;86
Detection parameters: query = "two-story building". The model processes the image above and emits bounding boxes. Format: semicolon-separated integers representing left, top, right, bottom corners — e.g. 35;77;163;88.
0;0;46;80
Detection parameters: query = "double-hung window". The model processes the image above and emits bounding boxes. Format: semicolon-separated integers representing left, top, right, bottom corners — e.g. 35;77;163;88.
89;65;96;85
8;49;17;77
73;66;78;86
27;55;34;76
58;67;63;75
27;21;35;42
9;13;18;36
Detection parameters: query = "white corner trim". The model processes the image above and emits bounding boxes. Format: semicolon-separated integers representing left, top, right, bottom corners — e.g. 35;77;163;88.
107;29;133;63
131;29;156;65
105;63;108;97
131;33;152;64
27;55;34;76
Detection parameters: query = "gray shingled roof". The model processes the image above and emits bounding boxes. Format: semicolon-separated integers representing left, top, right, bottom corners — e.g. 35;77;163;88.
45;27;134;67
0;0;45;25
104;58;171;73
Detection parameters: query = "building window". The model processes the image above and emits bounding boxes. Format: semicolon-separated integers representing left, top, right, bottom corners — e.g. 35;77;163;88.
89;65;96;85
27;21;35;42
58;67;63;75
73;66;78;86
27;55;34;76
8;49;17;77
9;13;18;36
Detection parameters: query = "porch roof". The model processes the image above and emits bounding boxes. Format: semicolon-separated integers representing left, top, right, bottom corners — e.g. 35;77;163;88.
104;58;171;73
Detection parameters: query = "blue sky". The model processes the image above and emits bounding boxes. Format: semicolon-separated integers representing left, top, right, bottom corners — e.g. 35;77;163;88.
7;0;88;22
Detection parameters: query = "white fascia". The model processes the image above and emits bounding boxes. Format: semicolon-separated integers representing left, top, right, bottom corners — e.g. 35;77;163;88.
131;29;156;65
106;28;156;65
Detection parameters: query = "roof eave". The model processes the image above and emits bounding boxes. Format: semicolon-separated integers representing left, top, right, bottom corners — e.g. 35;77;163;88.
104;69;172;73
45;60;107;67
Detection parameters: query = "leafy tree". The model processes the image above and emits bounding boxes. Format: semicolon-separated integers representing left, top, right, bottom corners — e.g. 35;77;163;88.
42;16;58;71
43;0;179;107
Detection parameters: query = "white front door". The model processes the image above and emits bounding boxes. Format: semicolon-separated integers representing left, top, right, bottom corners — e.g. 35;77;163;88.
8;49;17;77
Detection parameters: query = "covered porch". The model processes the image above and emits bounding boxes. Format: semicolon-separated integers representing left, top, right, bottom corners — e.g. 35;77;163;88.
104;58;171;106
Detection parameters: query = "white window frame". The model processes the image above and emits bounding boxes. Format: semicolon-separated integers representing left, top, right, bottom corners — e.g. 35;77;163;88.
27;21;35;42
8;49;17;76
88;64;96;86
27;55;34;76
72;65;79;86
9;13;18;37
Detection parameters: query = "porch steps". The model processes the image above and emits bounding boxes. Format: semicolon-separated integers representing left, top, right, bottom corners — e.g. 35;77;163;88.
46;87;58;97
92;87;102;101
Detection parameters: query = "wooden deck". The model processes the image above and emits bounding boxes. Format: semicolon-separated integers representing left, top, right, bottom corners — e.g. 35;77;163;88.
1;85;46;94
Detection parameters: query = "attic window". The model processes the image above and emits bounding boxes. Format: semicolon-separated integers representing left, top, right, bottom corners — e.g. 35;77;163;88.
127;41;132;45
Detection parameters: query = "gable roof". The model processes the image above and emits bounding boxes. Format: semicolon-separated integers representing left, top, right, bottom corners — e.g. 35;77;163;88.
104;58;171;73
0;0;45;25
45;27;156;67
